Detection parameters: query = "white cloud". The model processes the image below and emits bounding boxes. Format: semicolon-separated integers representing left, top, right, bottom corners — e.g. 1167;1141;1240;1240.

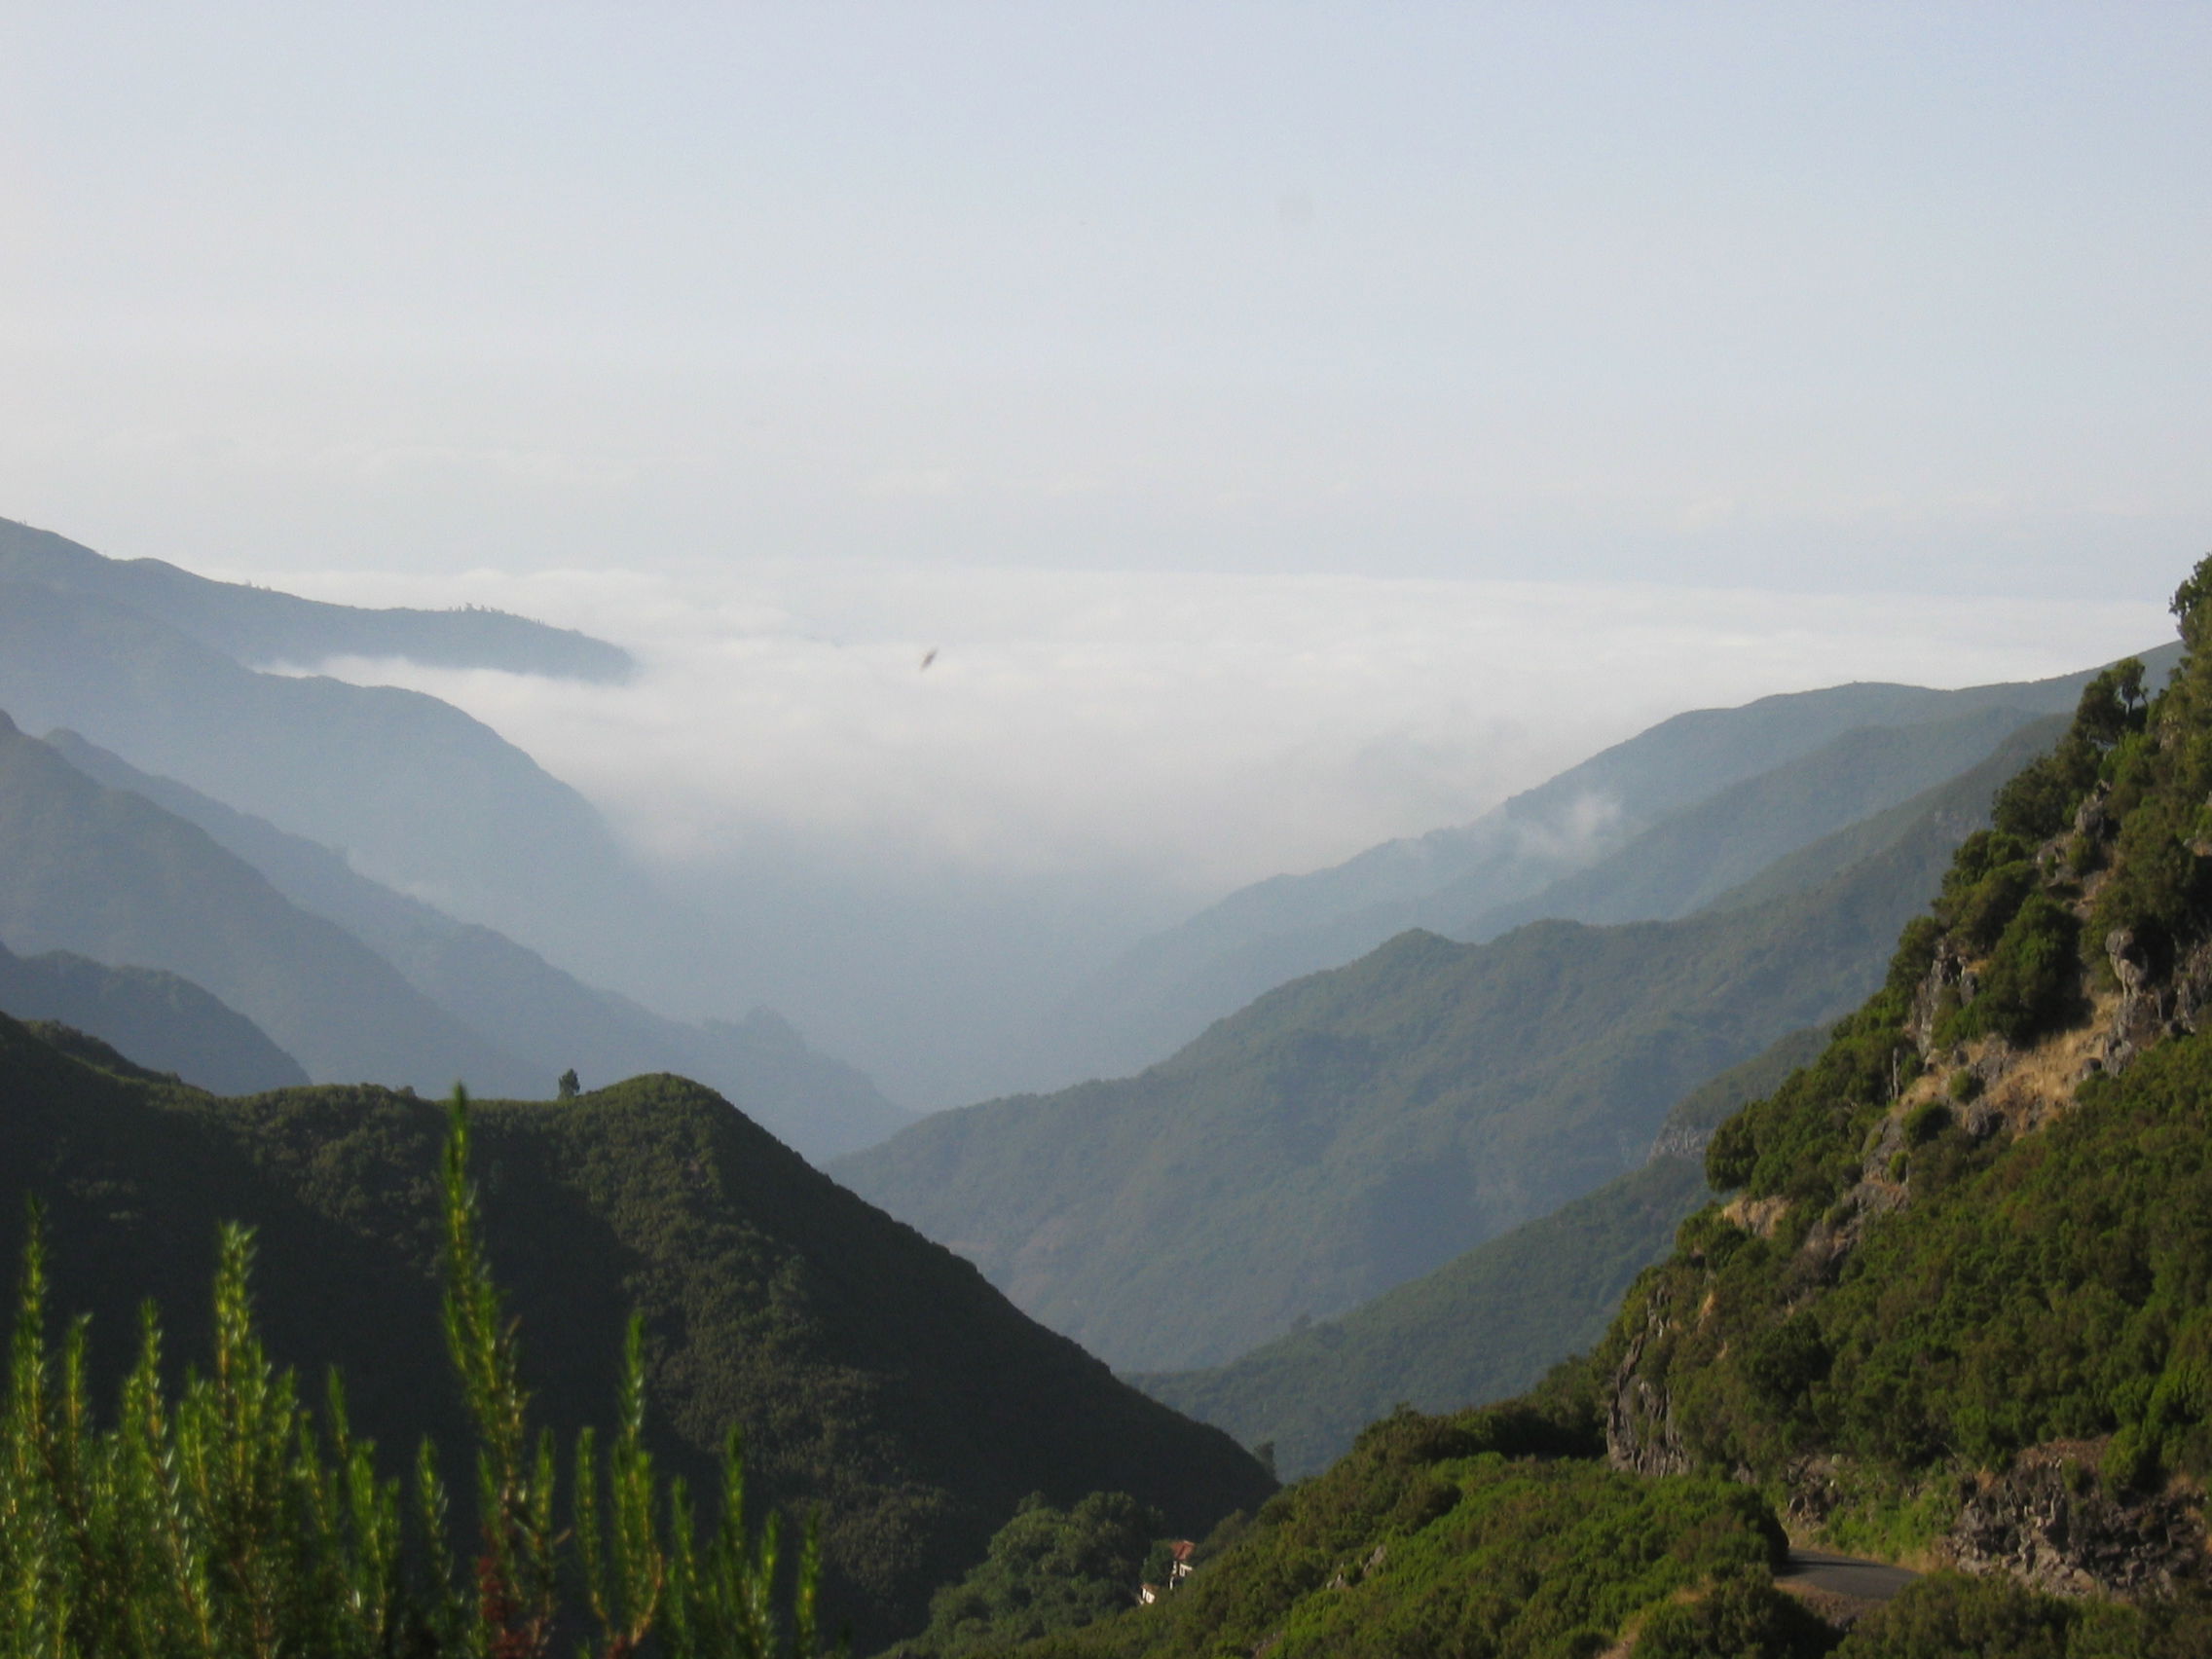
253;560;2171;899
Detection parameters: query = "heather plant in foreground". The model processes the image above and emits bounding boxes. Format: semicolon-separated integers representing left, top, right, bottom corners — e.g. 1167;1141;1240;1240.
0;1089;829;1659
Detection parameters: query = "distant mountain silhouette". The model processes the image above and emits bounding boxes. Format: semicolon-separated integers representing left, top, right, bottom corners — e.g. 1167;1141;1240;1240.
0;576;657;990
1136;1026;1827;1477
0;514;634;681
0;710;540;1092
0;935;308;1093
47;728;912;1161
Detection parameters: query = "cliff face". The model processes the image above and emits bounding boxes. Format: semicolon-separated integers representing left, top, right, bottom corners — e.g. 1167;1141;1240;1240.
1595;608;2212;1602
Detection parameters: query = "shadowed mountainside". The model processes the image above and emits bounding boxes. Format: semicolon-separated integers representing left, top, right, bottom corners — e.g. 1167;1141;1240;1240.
44;729;911;1161
0;1015;1272;1650
0;711;541;1092
0;579;654;988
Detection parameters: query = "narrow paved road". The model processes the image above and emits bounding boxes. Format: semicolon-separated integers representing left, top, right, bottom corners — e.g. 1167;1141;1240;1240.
1777;1551;1918;1603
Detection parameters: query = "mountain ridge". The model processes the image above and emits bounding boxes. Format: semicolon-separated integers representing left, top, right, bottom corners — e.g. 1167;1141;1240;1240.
0;709;543;1093
1029;650;2172;1088
0;934;308;1093
0;513;634;682
834;719;2060;1372
42;728;911;1161
0;1014;1272;1649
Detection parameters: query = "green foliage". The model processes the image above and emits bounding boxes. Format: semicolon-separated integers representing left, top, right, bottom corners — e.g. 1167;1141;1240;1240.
1630;1569;1838;1659
0;1018;1271;1650
1600;608;2212;1558
1830;1571;2212;1659
1139;1155;1714;1480
1989;660;2147;843
1610;1026;2212;1497
1933;830;2038;953
1938;894;2081;1047
899;1493;1164;1657
988;1402;1794;1659
0;1095;828;1658
840;761;2005;1374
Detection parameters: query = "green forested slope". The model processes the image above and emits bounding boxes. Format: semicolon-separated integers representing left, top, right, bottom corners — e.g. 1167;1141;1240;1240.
1139;1027;1828;1478
0;935;306;1091
0;712;541;1092
1593;628;2212;1584
0;1016;1271;1649
46;727;912;1160
965;593;2212;1659
0;512;634;681
1032;658;2157;1088
1464;703;2058;935
837;729;2045;1374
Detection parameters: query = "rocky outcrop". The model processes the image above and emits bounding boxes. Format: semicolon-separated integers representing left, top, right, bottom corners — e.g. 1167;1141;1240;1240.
1643;1123;1711;1163
1604;1288;1691;1477
1947;1442;2207;1599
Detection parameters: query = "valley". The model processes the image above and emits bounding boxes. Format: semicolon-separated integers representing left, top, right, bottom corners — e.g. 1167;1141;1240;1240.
2;521;2208;1655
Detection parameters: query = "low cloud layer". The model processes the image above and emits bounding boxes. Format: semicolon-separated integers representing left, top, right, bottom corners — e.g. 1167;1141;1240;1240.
238;559;2173;1104
271;561;2166;898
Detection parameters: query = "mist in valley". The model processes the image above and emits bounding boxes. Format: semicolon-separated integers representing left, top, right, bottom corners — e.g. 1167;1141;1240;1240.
236;558;2163;1106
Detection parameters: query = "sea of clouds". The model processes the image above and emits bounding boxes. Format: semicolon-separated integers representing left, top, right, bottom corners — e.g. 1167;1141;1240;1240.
255;559;2168;895
240;558;2168;1103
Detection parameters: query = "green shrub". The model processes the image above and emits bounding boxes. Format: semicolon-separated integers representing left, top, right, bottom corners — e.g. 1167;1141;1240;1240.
1630;1569;1838;1659
1744;1314;1830;1413
0;1093;830;1659
1904;1102;1951;1145
2100;1423;2161;1497
1941;894;2082;1047
1833;1572;2075;1659
902;1492;1164;1657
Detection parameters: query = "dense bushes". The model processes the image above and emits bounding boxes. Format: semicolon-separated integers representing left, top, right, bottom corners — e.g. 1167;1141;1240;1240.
896;1493;1164;1657
1630;1570;1837;1659
1610;564;2212;1552
1832;1572;2212;1658
1943;892;2082;1045
1625;1020;2212;1505
0;1095;828;1658
983;1397;1796;1659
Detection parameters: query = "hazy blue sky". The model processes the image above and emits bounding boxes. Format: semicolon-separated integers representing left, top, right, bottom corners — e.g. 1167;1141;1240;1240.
5;2;2209;598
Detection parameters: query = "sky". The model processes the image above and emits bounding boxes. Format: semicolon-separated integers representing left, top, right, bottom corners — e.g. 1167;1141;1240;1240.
4;3;2208;599
3;4;2208;1094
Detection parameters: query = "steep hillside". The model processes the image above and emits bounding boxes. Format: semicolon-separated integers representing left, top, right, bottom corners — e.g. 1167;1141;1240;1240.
972;605;2212;1659
1593;622;2212;1597
1034;657;2163;1087
1465;703;2055;935
0;935;307;1091
0;1016;1272;1649
0;579;649;984
836;725;2055;1373
0;711;540;1092
45;729;911;1161
1140;1026;1827;1479
0;513;634;681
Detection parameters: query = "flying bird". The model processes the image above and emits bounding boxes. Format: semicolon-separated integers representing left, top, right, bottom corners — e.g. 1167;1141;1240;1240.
920;647;939;672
